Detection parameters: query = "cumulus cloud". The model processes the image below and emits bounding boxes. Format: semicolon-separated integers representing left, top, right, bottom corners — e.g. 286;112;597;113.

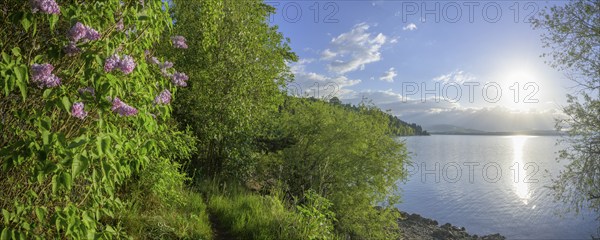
321;23;387;74
433;70;476;84
287;59;360;99
403;23;417;31
379;67;397;82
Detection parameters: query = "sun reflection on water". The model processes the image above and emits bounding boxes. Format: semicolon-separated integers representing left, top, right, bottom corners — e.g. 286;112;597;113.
512;136;534;205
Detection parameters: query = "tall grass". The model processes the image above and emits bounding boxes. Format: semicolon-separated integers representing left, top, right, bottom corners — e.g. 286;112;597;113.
204;181;339;240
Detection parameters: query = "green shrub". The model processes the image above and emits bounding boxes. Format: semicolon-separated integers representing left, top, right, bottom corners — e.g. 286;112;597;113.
258;98;408;239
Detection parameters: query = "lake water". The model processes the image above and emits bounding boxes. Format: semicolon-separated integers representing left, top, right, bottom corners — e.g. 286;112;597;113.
396;135;599;239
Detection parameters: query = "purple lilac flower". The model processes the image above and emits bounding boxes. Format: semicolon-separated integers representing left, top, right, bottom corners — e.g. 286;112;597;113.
159;61;173;70
69;22;87;42
71;102;88;120
171;36;188;49
30;0;60;15
31;63;61;88
64;42;80;56
69;22;100;42
104;54;120;72
116;19;124;31
171;72;189;87
149;57;160;65
111;97;138;116
118;55;136;74
78;87;95;96
154;89;171;105
84;27;100;41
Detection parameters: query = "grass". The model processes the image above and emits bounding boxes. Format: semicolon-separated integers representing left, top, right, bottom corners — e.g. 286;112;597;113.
122;189;213;240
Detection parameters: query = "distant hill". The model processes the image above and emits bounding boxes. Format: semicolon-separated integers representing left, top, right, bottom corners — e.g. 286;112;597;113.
426;124;564;136
426;124;486;134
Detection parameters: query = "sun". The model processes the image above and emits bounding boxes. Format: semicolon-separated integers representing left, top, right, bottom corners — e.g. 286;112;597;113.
495;63;542;112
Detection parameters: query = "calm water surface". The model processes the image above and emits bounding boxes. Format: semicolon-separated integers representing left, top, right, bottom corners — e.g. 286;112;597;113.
397;135;598;239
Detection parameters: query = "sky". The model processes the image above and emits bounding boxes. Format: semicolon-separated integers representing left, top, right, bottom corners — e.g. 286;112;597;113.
267;0;573;132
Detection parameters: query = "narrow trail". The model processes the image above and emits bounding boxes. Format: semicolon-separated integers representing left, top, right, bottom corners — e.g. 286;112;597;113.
208;213;236;240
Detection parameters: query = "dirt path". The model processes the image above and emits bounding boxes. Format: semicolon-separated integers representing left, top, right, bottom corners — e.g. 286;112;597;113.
208;213;236;240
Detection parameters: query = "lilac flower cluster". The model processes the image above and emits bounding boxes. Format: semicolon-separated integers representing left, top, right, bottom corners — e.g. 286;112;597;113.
171;72;189;87
154;89;171;105
104;54;136;74
111;97;138;116
71;102;88;120
171;36;188;49
65;22;100;56
31;64;61;88
30;0;60;15
69;22;100;42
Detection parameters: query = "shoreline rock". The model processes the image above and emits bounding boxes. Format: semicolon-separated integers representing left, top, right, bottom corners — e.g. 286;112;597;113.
397;211;505;240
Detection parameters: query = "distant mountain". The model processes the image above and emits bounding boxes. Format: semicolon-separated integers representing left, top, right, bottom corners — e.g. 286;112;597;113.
425;124;564;136
425;124;486;134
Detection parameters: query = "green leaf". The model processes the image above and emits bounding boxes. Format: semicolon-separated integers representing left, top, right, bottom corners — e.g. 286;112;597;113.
68;136;88;149
51;175;58;194
49;14;58;32
72;154;89;178
10;48;20;57
40;117;51;131
61;96;71;113
43;89;53;98
2;209;9;224
0;228;8;240
20;15;31;32
60;172;72;190
41;131;50;145
1;52;9;63
35;208;45;223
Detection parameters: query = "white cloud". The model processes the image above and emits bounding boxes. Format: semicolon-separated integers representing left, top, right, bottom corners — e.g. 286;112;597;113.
340;89;560;132
403;23;417;31
320;49;337;60
321;23;387;74
288;59;360;99
433;70;476;84
379;67;397;82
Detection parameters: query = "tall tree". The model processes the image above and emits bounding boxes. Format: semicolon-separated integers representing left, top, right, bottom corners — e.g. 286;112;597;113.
164;0;296;178
532;0;600;213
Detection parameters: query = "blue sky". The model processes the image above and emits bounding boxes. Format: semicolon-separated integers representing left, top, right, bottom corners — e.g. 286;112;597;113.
268;0;570;131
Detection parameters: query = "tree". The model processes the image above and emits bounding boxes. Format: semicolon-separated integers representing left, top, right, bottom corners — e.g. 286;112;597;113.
532;0;600;213
257;98;408;239
164;0;297;178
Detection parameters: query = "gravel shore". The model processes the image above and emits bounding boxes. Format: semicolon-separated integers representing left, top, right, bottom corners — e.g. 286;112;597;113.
397;211;506;240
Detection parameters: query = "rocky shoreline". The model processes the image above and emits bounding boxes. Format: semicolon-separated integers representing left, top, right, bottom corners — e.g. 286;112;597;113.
397;211;505;240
